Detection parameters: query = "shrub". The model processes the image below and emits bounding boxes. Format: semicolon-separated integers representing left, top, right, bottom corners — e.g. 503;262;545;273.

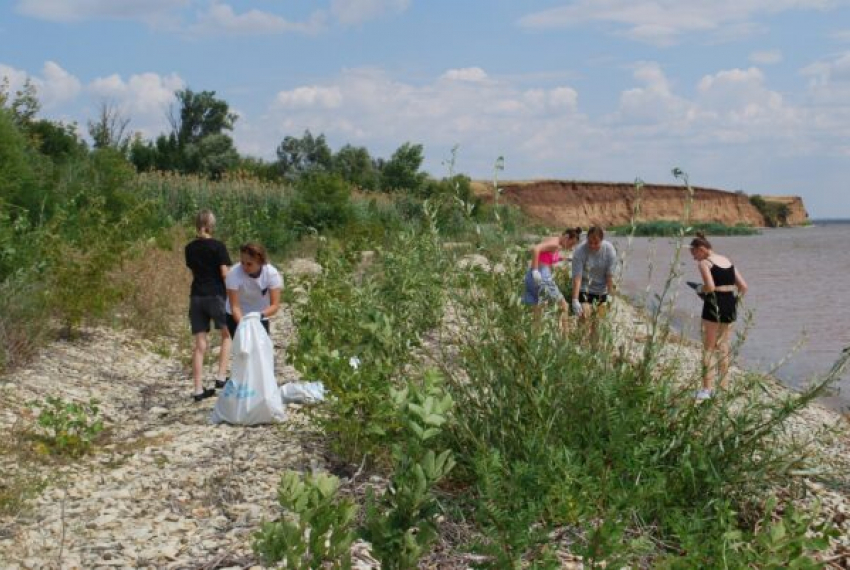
360;372;456;570
290;173;354;234
437;235;839;565
253;471;357;569
27;396;104;457
288;229;449;464
750;194;791;227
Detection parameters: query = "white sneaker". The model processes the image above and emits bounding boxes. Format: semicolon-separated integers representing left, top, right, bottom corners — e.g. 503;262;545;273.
695;389;714;401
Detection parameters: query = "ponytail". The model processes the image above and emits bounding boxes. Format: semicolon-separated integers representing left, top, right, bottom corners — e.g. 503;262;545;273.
690;232;712;250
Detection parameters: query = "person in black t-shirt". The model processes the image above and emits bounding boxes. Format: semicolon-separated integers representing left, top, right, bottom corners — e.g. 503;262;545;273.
185;210;232;401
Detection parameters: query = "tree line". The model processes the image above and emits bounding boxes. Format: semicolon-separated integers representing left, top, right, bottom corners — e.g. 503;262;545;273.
1;78;439;195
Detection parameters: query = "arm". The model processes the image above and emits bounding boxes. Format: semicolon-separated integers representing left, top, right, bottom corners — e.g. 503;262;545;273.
219;265;229;280
698;260;716;293
263;288;282;319
571;249;583;300
734;268;748;296
605;244;617;295
572;274;582;301
227;289;242;324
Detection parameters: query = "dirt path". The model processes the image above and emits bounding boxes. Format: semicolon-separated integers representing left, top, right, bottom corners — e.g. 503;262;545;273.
0;314;376;569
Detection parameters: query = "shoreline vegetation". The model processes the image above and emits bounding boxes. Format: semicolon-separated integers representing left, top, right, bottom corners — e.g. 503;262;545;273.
610;220;759;236
2;93;849;567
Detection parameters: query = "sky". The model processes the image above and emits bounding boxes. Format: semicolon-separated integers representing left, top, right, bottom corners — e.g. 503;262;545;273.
2;0;850;218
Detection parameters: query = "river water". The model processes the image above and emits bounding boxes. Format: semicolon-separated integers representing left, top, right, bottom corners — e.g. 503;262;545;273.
610;221;850;411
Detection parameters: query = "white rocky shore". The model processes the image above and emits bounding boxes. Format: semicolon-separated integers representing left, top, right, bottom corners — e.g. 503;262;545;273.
0;309;377;570
1;282;849;568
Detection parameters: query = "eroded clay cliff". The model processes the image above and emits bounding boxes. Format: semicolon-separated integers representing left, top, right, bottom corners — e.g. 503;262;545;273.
471;180;808;228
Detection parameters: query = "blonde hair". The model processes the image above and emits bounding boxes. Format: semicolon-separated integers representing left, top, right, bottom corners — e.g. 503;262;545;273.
195;210;216;233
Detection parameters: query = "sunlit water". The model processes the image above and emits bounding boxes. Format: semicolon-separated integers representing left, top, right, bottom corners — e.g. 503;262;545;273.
610;221;850;411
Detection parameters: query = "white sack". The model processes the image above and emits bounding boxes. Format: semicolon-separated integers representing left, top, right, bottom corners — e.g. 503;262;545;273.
280;381;326;404
211;313;286;425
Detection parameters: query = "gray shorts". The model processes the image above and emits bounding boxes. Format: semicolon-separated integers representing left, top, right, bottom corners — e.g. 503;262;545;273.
189;295;227;334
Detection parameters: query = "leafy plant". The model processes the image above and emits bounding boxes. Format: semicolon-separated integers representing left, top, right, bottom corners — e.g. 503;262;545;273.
360;371;456;570
28;396;104;456
253;470;357;569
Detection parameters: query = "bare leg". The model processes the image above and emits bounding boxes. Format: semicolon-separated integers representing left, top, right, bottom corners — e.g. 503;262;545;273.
701;320;719;391
217;327;232;380
717;324;733;389
192;332;209;393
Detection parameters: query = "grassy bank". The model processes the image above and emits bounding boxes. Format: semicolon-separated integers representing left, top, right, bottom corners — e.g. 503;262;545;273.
611;220;759;236
277;226;845;567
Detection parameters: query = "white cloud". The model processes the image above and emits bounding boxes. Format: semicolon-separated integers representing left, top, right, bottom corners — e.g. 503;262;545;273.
440;67;489;83
189;3;327;36
39;61;82;107
15;0;188;24
0;64;31;94
749;49;783;64
518;1;842;45
88;72;185;136
239;66;588;172
695;67;795;133
275;86;343;109
615;62;692;125
17;0;411;34
330;0;411;26
0;61;80;109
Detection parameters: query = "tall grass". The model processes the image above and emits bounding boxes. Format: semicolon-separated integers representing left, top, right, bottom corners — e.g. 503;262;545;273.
611;220;759;237
287;206;842;565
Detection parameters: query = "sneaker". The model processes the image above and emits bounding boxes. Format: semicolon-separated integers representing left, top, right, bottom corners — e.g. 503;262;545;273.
695;389;714;401
193;387;216;402
215;378;229;389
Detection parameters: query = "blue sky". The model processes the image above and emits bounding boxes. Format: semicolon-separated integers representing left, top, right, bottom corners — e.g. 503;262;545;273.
2;0;850;218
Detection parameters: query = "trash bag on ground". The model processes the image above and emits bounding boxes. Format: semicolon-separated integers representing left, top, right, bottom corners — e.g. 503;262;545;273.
211;313;286;425
280;381;326;404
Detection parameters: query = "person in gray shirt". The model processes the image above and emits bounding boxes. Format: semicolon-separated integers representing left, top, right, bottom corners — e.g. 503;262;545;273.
570;226;617;319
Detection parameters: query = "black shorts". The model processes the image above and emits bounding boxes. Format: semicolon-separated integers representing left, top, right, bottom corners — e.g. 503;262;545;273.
226;313;271;339
189;295;227;334
571;292;608;315
702;293;737;324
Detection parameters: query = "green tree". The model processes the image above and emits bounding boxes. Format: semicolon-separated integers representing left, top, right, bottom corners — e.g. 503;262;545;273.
290;173;353;233
27;119;87;162
0;108;46;220
87;101;131;153
379;142;427;192
169;89;237;147
128;133;157;172
129;88;239;177
275;129;333;180
333;143;377;190
184;133;239;179
10;78;40;127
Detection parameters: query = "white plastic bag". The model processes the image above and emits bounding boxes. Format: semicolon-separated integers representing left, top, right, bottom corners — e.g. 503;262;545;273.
280;381;326;404
211;313;286;425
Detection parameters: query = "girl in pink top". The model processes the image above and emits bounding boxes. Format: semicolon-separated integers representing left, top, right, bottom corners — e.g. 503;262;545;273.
522;227;582;333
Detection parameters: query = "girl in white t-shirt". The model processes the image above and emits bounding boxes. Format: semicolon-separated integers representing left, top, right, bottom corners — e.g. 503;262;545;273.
225;243;284;338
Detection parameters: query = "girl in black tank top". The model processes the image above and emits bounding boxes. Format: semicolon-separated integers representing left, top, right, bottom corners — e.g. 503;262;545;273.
689;233;749;400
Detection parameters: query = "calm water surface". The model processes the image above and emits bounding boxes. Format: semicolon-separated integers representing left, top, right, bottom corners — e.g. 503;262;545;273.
611;222;850;411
